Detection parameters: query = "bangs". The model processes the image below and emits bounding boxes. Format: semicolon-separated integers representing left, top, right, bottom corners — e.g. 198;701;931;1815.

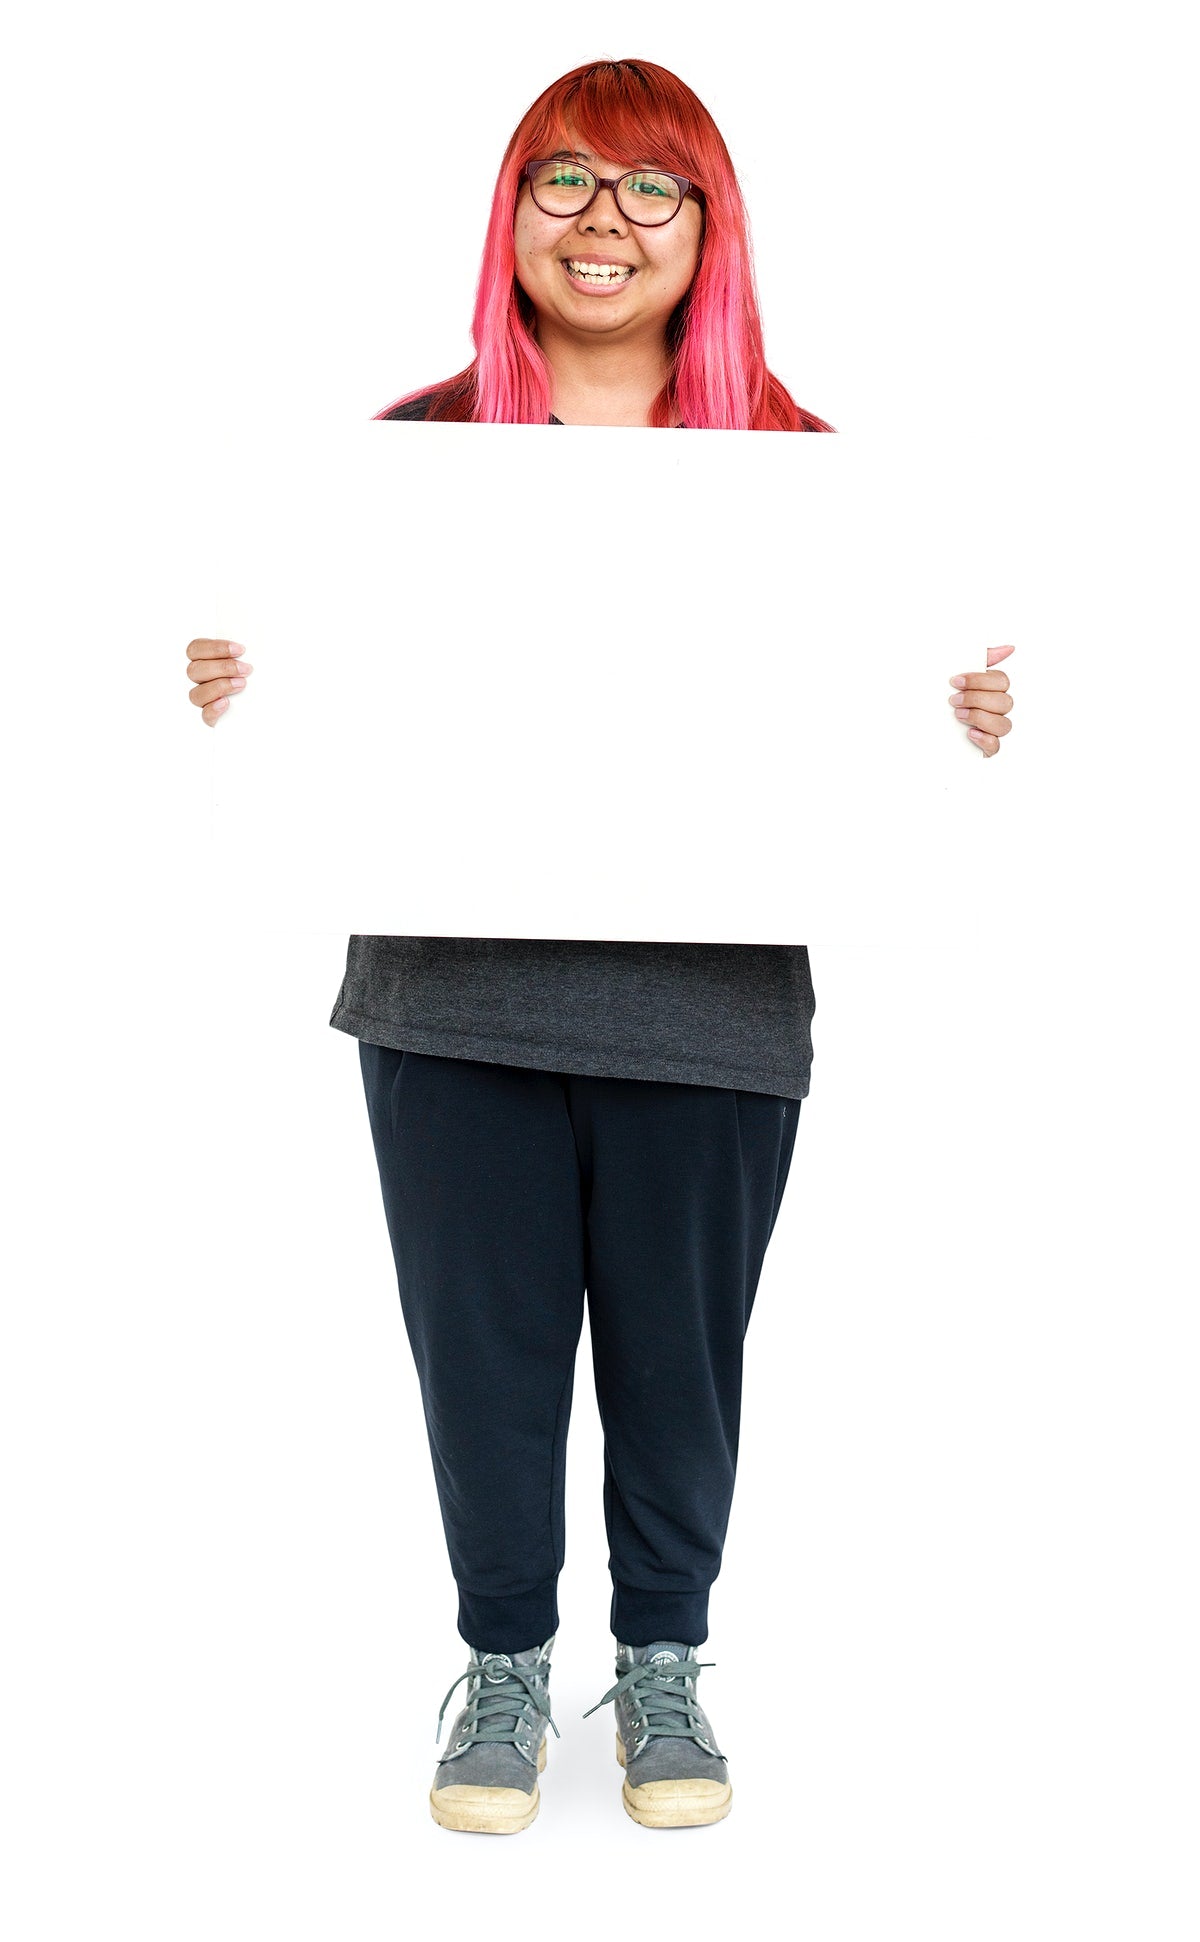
527;64;707;189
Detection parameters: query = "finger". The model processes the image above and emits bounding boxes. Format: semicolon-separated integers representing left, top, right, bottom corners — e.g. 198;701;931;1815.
202;697;231;725
186;638;249;663
986;644;1016;666
189;675;247;707
955;707;1013;736
950;687;1013;715
949;669;1010;693
186;655;253;682
967;727;1000;755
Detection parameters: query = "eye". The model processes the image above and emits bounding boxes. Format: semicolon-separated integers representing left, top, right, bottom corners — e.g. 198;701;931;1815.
625;173;676;201
550;169;589;188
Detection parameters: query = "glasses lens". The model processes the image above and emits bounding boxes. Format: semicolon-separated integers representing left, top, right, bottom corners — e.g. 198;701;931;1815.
616;171;683;225
530;159;597;214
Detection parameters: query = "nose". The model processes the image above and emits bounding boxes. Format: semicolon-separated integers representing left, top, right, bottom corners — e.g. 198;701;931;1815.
577;185;628;236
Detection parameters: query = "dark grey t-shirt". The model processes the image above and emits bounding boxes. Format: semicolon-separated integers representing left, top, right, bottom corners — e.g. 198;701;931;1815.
330;937;814;1099
382;393;570;424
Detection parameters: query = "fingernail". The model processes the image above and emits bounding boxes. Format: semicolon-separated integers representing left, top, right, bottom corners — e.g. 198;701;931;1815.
955;707;971;720
229;676;245;690
213;697;229;712
950;674;967;688
968;728;984;741
235;661;253;674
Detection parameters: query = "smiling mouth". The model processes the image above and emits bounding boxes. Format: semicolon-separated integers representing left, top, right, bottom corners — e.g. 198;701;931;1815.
561;258;636;286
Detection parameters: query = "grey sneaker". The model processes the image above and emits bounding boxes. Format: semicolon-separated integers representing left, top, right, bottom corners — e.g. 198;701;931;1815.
584;1640;733;1827
429;1635;559;1833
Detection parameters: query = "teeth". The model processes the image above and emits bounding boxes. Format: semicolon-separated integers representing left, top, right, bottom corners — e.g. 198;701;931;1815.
566;260;633;282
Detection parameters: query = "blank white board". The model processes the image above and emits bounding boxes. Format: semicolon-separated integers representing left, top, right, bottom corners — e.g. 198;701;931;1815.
202;420;1031;942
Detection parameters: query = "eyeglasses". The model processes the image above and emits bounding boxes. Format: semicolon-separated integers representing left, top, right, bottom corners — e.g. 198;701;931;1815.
524;157;700;228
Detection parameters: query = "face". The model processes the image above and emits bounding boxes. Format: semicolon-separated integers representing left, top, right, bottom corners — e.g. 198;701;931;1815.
513;137;704;342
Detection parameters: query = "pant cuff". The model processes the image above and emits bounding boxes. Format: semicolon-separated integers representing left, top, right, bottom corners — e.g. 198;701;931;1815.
457;1576;560;1654
610;1580;710;1648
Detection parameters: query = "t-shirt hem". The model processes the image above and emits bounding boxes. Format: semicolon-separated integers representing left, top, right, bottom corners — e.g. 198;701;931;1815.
329;1003;810;1100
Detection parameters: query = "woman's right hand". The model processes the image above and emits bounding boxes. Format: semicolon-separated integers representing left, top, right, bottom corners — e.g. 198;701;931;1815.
186;640;254;726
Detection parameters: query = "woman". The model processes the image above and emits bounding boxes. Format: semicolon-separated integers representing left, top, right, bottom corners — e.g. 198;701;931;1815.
375;56;833;431
185;57;1015;1837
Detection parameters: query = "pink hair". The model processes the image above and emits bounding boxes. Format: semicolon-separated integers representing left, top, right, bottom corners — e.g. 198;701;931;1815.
376;59;834;431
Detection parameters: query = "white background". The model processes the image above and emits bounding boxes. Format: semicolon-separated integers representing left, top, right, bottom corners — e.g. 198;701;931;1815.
4;2;1198;1937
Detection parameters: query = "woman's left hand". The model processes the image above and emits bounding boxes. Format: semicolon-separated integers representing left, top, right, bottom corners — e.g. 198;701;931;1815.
948;645;1015;756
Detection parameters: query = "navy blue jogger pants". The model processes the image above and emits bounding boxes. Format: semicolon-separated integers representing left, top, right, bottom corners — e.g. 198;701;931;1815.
359;1044;802;1653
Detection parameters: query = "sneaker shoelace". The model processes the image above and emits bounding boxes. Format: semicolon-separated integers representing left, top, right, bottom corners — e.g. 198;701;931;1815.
436;1653;561;1752
583;1657;725;1757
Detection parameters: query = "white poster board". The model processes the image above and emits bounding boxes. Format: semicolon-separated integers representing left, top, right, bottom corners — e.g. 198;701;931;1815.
203;421;1031;943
